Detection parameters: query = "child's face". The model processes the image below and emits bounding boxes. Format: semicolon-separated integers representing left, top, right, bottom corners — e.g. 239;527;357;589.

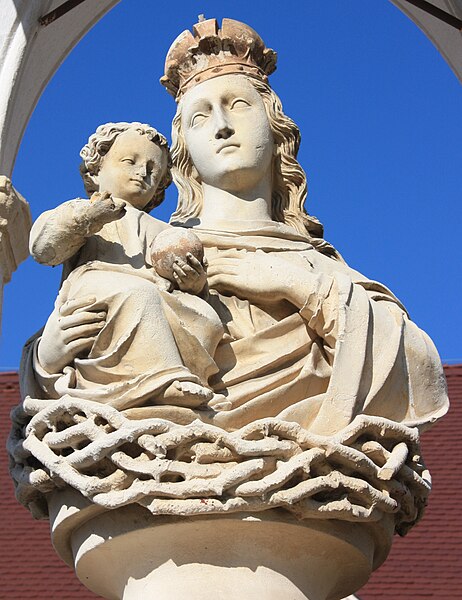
94;129;167;209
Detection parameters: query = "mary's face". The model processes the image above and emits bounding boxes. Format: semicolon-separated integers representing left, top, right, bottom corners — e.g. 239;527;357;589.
180;75;274;192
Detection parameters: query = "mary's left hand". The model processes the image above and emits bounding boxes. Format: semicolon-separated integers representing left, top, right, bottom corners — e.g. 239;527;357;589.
207;249;310;308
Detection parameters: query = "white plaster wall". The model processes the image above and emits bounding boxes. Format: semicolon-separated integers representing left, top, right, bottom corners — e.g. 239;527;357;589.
0;0;120;318
0;0;120;177
390;0;462;82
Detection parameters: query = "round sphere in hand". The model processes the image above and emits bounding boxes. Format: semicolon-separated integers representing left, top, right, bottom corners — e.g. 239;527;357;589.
151;228;204;282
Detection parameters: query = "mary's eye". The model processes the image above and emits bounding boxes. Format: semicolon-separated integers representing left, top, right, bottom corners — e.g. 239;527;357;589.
191;113;207;127
121;158;134;164
230;98;250;110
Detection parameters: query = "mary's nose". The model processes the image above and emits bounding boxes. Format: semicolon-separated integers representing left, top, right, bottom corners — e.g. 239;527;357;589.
214;110;234;140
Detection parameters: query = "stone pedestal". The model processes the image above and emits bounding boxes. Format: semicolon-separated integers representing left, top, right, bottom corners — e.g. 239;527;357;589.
49;489;393;600
10;399;431;600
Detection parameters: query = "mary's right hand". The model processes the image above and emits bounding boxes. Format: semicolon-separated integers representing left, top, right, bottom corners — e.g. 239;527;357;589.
37;296;107;374
207;249;315;309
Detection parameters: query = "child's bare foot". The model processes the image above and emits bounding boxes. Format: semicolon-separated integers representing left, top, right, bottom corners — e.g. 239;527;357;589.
157;380;213;408
207;394;232;412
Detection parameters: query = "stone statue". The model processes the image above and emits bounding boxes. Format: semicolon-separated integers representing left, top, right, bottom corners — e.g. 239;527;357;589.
25;121;224;410
0;175;31;317
9;18;449;600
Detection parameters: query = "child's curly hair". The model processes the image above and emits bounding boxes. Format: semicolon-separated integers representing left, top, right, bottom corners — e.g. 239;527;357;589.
80;122;172;212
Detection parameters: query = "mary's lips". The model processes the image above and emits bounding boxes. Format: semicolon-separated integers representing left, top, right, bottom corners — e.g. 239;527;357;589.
217;143;240;153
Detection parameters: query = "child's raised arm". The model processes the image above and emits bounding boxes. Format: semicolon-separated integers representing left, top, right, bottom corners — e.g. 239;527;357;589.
30;194;125;266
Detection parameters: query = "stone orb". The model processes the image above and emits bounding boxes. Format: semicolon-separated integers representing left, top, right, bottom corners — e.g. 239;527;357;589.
151;228;204;282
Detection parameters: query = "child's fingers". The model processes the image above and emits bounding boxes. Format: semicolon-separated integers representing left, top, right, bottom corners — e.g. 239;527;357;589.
186;253;203;271
172;263;187;280
174;260;198;278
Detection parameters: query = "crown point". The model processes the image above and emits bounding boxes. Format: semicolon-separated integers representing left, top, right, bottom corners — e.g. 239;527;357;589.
162;17;277;99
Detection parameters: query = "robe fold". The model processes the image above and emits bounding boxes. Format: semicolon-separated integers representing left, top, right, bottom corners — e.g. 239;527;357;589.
23;215;448;435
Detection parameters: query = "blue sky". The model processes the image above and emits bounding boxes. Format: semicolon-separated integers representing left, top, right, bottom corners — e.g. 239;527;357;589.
1;0;460;367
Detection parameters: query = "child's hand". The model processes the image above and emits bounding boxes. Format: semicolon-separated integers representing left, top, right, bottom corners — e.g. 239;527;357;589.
172;253;208;295
81;192;126;234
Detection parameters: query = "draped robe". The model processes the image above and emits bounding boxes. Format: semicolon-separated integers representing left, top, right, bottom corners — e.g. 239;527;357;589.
22;202;224;408
23;213;448;435
190;222;448;434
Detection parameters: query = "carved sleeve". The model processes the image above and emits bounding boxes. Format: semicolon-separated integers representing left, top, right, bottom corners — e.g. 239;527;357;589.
298;272;338;350
30;200;94;266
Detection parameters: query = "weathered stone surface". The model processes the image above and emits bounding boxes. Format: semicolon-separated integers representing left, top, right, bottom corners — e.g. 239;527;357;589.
0;0;120;176
0;176;30;284
151;227;204;283
10;397;430;532
9;16;448;600
0;175;31;321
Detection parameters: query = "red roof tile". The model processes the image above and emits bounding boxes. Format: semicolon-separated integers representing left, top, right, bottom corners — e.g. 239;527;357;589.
0;372;98;599
1;366;461;598
359;364;462;599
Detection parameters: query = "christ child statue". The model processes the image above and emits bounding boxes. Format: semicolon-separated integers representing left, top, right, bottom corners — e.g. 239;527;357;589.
28;122;224;410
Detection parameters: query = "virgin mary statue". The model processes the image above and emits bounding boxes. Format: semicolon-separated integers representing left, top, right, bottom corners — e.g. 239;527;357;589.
8;18;450;600
12;16;447;542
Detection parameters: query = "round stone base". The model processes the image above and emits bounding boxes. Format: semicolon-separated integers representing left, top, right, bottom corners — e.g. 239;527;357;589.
49;490;393;600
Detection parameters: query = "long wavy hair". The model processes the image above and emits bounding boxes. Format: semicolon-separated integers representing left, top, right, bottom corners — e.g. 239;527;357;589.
170;78;338;258
79;122;172;212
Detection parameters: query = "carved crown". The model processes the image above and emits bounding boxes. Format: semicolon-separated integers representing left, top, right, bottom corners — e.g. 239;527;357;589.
160;18;277;99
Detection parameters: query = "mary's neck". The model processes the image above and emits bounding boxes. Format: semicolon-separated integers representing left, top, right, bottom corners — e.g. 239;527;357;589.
198;175;273;228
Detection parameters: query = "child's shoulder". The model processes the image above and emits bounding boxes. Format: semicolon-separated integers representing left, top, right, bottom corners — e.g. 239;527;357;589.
42;197;88;214
138;211;171;234
35;198;88;222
